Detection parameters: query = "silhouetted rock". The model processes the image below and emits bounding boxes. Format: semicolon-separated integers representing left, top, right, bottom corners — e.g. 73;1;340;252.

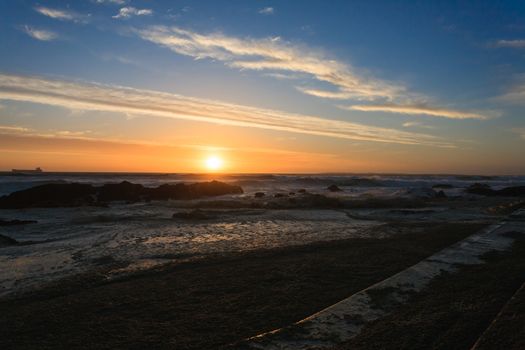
432;184;454;189
289;192;295;196
297;189;307;194
497;186;525;196
465;183;525;197
327;184;343;192
254;192;265;198
0;234;17;247
466;183;493;195
98;181;144;202
274;193;287;198
0;181;243;208
0;219;38;226
0;183;96;208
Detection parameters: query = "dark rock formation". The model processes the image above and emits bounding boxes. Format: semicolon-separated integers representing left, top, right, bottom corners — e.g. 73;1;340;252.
466;183;525;197
274;193;287;198
98;181;145;202
297;189;307;194
327;184;343;192
254;192;265;198
0;219;38;226
497;186;525;196
466;183;493;196
0;181;243;209
0;183;96;208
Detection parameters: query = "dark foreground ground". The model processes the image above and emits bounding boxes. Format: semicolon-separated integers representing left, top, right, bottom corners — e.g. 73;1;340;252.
333;233;525;350
0;222;485;350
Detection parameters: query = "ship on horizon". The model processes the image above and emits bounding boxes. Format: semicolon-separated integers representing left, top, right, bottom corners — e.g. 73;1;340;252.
11;167;43;174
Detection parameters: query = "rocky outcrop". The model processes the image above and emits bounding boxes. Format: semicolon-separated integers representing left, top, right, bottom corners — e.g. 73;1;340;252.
0;181;243;208
327;184;343;192
466;184;525;197
0;183;96;208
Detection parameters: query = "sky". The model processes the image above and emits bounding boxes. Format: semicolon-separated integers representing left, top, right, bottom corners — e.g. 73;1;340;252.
0;0;524;174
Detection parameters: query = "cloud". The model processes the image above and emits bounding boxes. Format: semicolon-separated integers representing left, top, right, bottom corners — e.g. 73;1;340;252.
21;26;58;41
0;125;30;133
263;73;303;80
34;6;87;23
340;104;492;120
259;7;274;15
135;26;406;102
402;121;434;129
498;80;525;104
492;39;525;49
113;7;153;19
95;0;127;4
134;26;489;120
0;73;452;147
512;128;525;140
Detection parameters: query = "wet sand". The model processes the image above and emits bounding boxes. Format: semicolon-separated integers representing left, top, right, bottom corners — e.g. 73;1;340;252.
0;222;483;350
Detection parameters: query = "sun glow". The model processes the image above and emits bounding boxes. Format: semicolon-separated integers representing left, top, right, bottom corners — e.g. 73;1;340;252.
205;155;223;171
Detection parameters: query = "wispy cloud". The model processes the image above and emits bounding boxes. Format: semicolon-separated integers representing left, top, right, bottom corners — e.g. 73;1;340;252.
21;26;58;41
113;7;153;19
0;125;30;133
263;72;304;80
134;26;485;120
402;121;435;129
341;104;492;120
94;0;127;4
259;7;274;15
511;128;525;140
498;79;525;104
135;26;406;102
492;39;525;49
34;6;88;23
0;73;452;147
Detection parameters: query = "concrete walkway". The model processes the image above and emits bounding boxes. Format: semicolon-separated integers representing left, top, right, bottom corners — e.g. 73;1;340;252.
234;210;525;349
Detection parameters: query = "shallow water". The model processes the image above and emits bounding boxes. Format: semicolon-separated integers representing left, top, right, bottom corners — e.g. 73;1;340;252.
0;205;380;296
1;173;523;297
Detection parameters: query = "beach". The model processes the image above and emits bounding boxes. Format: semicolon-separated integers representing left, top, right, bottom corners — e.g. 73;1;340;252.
0;173;524;349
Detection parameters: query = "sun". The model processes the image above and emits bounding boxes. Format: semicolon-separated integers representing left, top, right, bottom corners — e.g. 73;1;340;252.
205;156;223;171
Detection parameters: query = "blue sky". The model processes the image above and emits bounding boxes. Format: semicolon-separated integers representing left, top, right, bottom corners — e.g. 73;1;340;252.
0;0;524;173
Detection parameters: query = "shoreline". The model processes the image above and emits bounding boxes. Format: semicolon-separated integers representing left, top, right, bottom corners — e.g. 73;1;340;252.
1;222;484;349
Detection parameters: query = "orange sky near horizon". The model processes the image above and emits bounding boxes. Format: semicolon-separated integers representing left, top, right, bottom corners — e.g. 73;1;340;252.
1;131;523;175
